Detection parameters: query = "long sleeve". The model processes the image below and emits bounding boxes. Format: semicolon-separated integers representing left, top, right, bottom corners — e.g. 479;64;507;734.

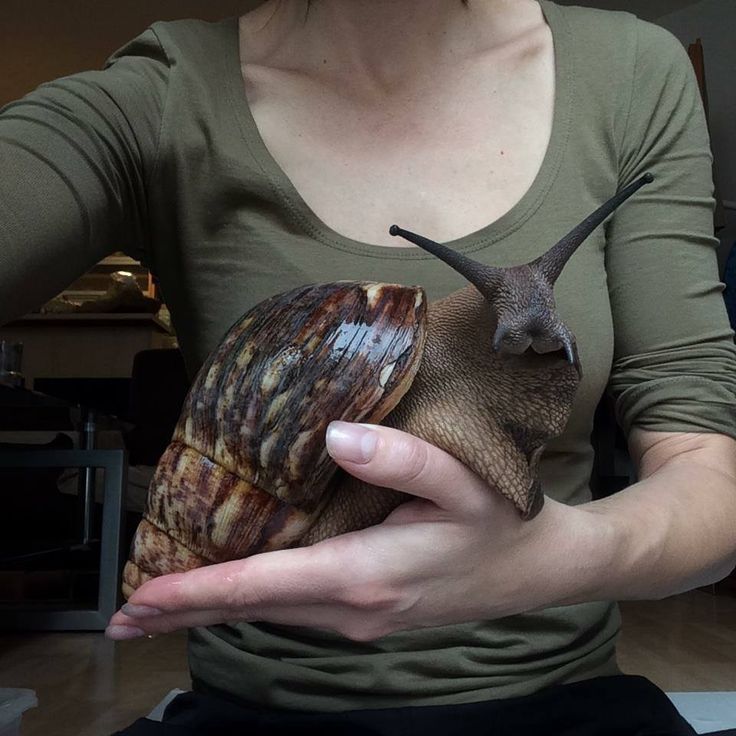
606;21;736;439
0;28;169;324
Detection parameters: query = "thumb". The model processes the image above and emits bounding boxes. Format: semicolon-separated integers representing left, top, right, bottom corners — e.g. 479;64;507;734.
325;421;486;513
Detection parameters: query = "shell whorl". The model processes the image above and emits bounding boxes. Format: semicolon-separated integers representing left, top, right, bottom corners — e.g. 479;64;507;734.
177;281;427;508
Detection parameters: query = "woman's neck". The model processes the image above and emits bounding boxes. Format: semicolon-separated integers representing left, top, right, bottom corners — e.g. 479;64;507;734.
242;0;543;93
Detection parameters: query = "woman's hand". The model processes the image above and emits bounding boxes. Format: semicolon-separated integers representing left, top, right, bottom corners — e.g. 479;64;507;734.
106;421;611;641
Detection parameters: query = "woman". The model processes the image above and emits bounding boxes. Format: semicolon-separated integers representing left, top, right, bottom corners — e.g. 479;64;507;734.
2;1;735;733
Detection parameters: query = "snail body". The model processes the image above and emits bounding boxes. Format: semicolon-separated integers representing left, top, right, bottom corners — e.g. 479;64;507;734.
122;174;652;598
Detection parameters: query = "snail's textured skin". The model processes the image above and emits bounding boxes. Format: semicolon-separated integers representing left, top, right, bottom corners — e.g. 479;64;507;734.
301;285;579;545
123;281;427;597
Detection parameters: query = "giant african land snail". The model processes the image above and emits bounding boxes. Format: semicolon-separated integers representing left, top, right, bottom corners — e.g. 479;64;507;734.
122;173;653;598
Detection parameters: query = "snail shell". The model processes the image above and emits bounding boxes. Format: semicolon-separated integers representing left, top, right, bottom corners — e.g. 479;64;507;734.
123;281;426;597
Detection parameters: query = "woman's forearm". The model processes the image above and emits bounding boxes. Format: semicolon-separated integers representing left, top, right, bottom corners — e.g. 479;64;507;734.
582;431;736;601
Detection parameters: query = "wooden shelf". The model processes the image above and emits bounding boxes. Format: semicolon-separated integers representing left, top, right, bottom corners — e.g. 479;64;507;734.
11;313;171;333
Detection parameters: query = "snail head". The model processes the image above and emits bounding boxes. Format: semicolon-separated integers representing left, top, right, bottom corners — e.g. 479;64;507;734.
389;173;653;375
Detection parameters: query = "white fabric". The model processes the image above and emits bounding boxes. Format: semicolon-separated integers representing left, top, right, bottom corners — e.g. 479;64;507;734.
667;692;736;734
146;689;187;722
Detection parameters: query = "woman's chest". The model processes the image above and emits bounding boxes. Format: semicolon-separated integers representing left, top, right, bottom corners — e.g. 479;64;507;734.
242;36;554;246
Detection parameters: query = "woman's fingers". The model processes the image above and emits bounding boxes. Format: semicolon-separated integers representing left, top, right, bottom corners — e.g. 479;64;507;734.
326;421;488;513
106;535;405;641
107;600;394;642
123;543;350;613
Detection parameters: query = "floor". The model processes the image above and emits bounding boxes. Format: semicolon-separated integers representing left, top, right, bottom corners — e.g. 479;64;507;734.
1;589;735;736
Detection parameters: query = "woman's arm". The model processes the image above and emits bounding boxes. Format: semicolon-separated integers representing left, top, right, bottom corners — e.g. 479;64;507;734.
585;21;736;600
584;429;736;600
0;29;168;324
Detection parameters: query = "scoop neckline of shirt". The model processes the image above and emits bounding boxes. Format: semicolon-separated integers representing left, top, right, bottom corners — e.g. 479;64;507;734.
224;0;573;260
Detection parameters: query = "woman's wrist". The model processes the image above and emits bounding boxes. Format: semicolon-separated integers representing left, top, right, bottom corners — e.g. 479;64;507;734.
577;459;736;603
490;498;621;616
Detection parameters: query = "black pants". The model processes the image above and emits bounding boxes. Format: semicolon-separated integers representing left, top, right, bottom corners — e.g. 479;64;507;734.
111;675;711;735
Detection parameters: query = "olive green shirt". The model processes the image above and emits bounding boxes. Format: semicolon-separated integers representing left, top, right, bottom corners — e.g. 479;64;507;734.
1;0;735;712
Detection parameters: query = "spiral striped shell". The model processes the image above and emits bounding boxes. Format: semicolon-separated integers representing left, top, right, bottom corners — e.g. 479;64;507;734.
122;281;427;597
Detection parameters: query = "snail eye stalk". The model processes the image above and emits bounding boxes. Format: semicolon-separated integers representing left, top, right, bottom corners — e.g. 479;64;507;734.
532;172;653;284
388;224;505;300
390;172;653;290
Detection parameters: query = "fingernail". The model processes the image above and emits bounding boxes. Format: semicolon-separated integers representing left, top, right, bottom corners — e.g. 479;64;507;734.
121;603;163;618
105;625;145;641
326;421;378;464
